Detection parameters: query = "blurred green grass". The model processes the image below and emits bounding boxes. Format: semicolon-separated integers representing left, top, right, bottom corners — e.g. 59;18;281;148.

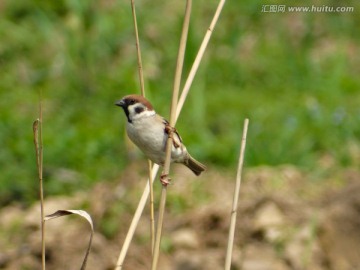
1;0;359;204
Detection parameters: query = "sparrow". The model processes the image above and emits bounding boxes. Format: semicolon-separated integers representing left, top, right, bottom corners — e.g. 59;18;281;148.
115;94;206;183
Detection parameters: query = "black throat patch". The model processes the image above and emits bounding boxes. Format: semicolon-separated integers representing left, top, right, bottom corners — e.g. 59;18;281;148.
122;107;132;123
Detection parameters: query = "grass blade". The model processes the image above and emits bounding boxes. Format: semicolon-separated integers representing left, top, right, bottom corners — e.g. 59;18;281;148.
45;210;94;270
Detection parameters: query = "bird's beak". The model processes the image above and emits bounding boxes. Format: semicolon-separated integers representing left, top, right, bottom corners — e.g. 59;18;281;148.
115;99;125;107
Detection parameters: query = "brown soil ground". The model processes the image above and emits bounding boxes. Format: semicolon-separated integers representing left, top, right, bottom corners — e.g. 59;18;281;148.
1;164;360;270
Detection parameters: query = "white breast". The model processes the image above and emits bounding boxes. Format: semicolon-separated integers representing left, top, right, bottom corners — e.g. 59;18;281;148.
126;114;166;164
126;114;186;165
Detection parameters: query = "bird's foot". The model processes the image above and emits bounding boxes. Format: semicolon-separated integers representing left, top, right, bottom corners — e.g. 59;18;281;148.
164;123;180;148
164;123;176;136
160;173;171;186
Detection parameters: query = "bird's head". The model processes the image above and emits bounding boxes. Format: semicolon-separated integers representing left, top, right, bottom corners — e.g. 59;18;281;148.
115;94;155;123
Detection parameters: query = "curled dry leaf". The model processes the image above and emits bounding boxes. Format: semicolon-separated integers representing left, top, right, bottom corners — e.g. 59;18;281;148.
45;210;94;270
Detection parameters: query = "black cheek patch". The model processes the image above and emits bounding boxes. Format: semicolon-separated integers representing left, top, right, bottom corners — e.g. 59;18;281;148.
135;106;145;114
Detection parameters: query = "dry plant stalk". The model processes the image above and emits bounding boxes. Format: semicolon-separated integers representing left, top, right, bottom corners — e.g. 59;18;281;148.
130;0;145;97
115;164;160;270
177;0;227;118
115;0;227;268
148;160;155;253
33;95;95;270
224;118;249;270
151;1;192;269
33;96;45;270
130;0;156;255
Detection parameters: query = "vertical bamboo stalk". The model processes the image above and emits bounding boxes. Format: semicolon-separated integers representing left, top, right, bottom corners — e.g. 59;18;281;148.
224;119;249;270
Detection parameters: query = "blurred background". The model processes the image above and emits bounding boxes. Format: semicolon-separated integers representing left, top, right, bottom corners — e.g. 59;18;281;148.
1;0;359;204
1;0;360;268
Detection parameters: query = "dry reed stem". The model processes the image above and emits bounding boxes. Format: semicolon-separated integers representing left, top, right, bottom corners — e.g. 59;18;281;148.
33;95;46;270
151;1;192;269
116;0;226;268
148;160;155;254
225;118;249;270
151;184;167;270
130;0;156;256
114;164;160;270
130;0;145;97
177;0;226;118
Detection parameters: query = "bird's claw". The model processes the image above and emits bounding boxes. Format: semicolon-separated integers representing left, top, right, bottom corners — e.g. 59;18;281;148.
164;123;180;148
160;173;171;186
165;124;176;137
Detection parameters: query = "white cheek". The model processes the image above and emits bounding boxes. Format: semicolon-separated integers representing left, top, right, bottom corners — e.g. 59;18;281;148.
139;110;156;118
127;105;138;119
129;105;155;120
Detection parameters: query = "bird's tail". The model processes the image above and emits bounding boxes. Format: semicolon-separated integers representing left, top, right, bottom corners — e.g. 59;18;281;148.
184;155;206;176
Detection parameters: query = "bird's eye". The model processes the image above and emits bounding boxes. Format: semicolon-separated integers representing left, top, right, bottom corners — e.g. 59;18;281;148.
129;99;136;105
135;106;144;114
